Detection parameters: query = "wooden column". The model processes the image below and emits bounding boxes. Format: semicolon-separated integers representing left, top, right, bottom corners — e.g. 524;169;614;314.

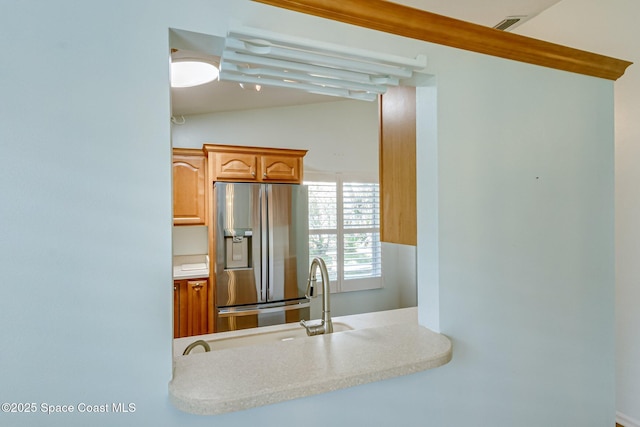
379;86;417;246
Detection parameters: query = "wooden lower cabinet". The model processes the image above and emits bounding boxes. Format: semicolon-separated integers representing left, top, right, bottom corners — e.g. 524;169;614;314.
173;278;213;338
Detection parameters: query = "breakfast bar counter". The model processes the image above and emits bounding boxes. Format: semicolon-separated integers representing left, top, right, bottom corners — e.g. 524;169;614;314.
169;307;452;415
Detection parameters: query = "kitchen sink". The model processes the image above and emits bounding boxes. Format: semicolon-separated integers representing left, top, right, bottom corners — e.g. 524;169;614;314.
185;322;353;353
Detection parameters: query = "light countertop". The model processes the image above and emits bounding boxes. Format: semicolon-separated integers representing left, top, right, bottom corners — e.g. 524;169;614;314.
169;307;452;415
173;254;209;280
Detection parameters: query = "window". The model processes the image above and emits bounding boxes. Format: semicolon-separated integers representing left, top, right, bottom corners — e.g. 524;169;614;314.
306;173;382;292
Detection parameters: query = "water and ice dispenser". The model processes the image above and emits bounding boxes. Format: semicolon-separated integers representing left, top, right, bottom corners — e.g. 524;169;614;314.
224;229;252;269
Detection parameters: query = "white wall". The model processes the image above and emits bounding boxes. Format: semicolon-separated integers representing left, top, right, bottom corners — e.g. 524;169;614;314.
418;50;615;426
172;99;379;174
172;99;415;317
0;1;615;426
516;2;640;423
173;226;208;256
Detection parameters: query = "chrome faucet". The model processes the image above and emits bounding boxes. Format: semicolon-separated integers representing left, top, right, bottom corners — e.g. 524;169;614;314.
182;339;211;355
300;257;333;336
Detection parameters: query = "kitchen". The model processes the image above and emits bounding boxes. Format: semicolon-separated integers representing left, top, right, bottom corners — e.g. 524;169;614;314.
170;32;418;340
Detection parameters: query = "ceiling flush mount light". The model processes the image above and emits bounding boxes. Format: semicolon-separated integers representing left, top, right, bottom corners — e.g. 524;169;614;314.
219;27;427;101
170;60;219;88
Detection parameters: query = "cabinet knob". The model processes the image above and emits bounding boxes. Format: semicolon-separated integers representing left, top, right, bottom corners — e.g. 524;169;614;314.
263;172;268;178
251;170;256;177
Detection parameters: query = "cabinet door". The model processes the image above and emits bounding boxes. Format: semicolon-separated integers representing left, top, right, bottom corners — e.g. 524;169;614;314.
173;151;206;226
261;155;301;182
186;279;209;337
214;152;258;181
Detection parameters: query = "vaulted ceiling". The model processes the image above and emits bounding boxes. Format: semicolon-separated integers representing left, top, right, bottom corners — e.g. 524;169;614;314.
170;0;563;116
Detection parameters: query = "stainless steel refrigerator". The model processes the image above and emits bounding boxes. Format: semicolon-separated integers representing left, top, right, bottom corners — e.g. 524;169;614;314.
214;182;310;332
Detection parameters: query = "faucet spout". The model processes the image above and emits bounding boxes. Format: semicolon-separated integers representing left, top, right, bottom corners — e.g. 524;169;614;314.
182;339;211;355
300;257;333;336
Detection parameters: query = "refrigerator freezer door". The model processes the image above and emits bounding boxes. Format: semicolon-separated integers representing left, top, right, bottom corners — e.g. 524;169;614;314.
215;182;264;307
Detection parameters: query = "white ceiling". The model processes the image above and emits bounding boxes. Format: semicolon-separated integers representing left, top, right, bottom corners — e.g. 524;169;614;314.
170;0;562;117
170;50;335;116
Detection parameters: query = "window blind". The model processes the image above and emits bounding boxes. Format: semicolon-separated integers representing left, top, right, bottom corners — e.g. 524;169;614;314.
343;182;381;280
306;176;382;291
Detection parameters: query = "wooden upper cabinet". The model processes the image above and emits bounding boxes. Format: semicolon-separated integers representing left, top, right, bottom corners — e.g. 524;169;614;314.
379;86;417;246
173;148;207;226
204;144;306;184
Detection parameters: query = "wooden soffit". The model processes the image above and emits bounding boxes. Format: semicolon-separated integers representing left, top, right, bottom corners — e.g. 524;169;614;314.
253;0;632;80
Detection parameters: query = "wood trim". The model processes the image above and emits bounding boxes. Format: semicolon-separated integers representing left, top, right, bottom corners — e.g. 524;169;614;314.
253;0;632;80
